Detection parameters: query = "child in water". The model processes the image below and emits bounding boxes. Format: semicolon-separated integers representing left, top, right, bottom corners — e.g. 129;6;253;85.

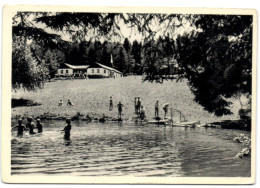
26;117;36;135
36;119;43;133
12;118;27;137
61;118;72;140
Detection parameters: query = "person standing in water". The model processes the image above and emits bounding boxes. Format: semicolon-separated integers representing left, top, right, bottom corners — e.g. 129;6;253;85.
109;96;113;111
140;106;146;120
117;101;124;120
26;117;36;135
36;119;43;133
61;118;72;140
12;118;27;137
155;99;159;119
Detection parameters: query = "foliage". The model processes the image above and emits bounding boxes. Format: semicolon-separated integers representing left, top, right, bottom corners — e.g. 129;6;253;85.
131;40;143;74
12;98;41;108
12;37;49;91
173;15;252;116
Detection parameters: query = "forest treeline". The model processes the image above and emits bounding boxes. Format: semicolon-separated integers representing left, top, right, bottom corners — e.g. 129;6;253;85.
63;38;143;75
13;35;177;79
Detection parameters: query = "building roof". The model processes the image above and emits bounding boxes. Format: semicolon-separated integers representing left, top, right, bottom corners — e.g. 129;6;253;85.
95;63;122;74
88;63;122;74
59;62;122;74
59;63;89;69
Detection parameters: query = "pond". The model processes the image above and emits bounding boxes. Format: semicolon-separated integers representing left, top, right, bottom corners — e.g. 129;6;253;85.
11;121;251;177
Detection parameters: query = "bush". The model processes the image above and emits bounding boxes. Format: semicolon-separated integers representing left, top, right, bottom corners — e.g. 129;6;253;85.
12;98;41;108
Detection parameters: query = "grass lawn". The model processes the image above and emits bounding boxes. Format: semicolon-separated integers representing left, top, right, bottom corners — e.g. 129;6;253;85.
12;76;240;124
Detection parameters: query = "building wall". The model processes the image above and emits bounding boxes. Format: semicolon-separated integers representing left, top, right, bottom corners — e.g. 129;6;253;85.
114;72;122;77
73;69;87;76
58;68;73;76
87;68;110;77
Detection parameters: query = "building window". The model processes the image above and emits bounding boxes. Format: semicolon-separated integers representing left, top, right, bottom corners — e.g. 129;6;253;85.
61;70;63;74
97;69;100;73
104;70;106;74
66;70;68;73
92;69;94;73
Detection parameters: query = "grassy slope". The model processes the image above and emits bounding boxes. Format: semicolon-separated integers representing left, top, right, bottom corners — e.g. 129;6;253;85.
12;76;240;124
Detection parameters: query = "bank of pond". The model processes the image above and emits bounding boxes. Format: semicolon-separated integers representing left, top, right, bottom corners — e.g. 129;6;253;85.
12;112;251;131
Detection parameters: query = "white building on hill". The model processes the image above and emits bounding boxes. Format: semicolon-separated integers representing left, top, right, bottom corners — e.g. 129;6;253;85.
57;63;122;78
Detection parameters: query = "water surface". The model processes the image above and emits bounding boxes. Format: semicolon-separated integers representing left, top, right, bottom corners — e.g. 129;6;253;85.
11;121;251;177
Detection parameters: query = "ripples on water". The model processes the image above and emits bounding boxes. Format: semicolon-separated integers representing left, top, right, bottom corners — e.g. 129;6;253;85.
11;121;251;177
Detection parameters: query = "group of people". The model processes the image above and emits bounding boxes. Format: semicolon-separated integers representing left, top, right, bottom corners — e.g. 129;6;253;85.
109;96;146;120
109;96;169;120
134;97;146;120
12;117;43;137
59;99;74;106
12;117;72;140
13;97;170;140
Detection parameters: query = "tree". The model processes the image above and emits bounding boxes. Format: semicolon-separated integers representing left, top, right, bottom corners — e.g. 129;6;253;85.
131;40;142;74
173;15;252;116
113;45;128;73
123;38;131;53
123;38;133;73
100;41;112;66
12;37;49;90
43;49;65;78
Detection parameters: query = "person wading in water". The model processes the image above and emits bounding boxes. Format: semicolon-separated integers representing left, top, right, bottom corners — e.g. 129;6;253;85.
26;117;36;135
140;106;146;120
36;119;43;133
12;119;27;137
61;118;72;141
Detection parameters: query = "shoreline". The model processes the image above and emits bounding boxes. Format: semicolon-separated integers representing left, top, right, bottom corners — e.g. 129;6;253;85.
11;112;251;131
